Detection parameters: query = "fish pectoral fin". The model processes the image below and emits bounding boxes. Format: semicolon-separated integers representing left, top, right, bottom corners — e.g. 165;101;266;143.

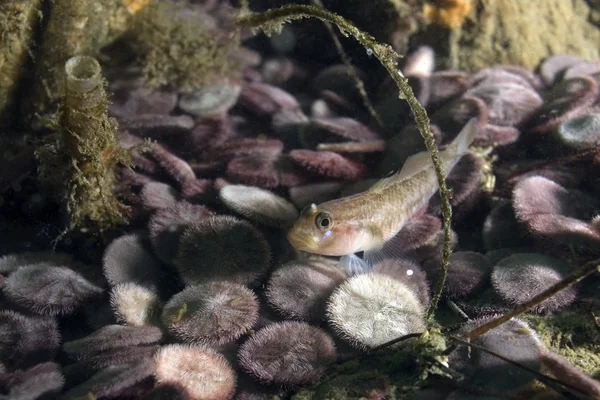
339;253;370;276
362;227;416;267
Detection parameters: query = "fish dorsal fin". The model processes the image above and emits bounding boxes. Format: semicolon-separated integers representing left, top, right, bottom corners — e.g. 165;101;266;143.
368;150;432;193
367;118;479;194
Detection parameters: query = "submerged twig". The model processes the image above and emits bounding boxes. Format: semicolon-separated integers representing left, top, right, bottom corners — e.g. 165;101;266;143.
236;4;453;321
310;0;384;129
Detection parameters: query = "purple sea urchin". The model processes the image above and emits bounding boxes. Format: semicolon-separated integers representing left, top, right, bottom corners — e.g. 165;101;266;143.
4;264;103;316
327;273;426;349
448;317;543;394
63;325;163;356
161;281;259;345
175;215;272;286
490;253;576;313
64;359;155;399
140;181;180;211
238;321;336;388
154;344;237;400
110;282;161;327
371;258;430;306
0;311;60;369
424;251;492;301
289;149;367;181
148;201;213;264
265;258;346;322
102;233;163;291
513;176;600;250
219;184;298;228
0;362;64;400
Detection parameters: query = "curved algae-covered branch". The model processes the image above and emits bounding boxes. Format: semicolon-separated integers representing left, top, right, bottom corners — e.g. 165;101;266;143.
37;55;132;232
236;4;452;320
310;0;383;129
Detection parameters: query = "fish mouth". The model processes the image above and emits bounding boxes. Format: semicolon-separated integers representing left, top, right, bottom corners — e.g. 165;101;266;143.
287;229;316;252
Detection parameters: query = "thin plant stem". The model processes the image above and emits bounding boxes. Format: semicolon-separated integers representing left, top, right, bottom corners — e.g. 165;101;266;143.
311;0;384;129
467;259;600;340
236;4;453;321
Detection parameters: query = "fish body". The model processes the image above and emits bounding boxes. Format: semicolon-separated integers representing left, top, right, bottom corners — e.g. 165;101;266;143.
287;119;478;275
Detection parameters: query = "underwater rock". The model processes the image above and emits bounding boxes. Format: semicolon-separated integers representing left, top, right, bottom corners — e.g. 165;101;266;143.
432;0;600;71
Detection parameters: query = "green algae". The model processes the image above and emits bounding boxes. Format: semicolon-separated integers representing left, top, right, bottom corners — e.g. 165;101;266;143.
523;311;600;378
292;328;449;400
0;0;42;127
130;0;240;94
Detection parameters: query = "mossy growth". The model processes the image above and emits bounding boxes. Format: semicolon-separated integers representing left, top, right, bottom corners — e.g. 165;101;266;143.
292;328;449;399
523;311;600;378
129;0;240;93
36;56;135;232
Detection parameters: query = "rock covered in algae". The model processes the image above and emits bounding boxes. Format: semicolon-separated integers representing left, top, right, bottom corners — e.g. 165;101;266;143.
0;0;42;127
36;55;132;231
441;0;600;71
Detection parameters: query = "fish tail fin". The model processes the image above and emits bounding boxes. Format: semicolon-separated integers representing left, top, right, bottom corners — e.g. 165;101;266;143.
446;118;479;157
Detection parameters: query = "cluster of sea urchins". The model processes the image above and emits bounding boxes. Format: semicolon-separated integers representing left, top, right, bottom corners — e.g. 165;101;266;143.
2;4;600;399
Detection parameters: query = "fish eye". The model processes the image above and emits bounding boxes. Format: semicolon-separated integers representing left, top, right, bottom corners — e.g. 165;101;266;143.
315;212;332;231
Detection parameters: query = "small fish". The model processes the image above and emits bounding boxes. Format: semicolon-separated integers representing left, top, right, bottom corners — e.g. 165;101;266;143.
287;119;478;275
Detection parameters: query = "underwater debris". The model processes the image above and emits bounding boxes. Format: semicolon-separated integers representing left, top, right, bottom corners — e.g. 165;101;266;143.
36;55;133;232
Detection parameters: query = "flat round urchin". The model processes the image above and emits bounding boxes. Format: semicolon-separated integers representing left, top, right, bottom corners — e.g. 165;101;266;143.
4;264;103;316
154;344;237;400
265;258;346;322
161;281;259;345
326;273;426;349
448;316;544;394
174;215;272;286
490;253;576;313
109;282;161;327
238;321;336;388
219;184;299;228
